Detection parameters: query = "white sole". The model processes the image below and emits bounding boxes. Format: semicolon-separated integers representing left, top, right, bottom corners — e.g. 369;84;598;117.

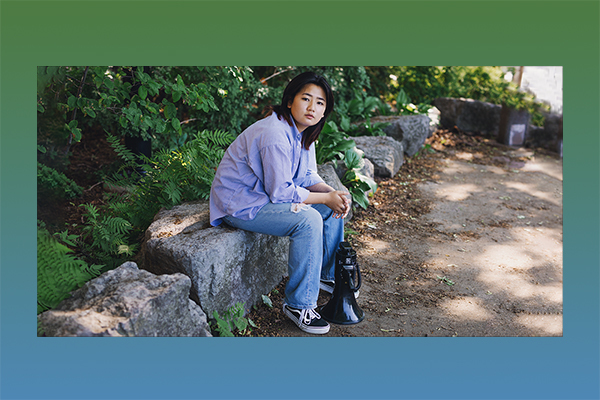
283;306;330;335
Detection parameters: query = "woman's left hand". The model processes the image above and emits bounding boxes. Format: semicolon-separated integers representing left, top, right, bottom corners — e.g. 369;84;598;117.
332;191;351;219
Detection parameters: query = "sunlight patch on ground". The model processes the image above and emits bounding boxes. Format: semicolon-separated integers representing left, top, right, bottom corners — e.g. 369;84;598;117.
478;267;562;304
475;240;562;304
362;238;391;254
515;314;563;336
521;159;563;181
440;297;493;321
436;183;482;201
504;181;562;206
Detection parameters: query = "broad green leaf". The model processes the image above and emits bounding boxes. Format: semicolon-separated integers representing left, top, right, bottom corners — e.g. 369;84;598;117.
176;74;185;91
68;120;78;129
352;189;369;209
364;97;381;114
172;90;181;103
148;80;161;96
146;102;159;114
141;117;154;131
103;77;114;90
155;118;166;133
67;95;77;108
344;148;362;169
347;98;363;115
138;86;147;100
332;139;355;154
164;102;176;120
356;172;378;192
84;107;97;118
340;115;351;132
71;127;82;142
344;170;357;182
396;89;409;105
172;118;180;130
262;295;273;308
37;104;45;113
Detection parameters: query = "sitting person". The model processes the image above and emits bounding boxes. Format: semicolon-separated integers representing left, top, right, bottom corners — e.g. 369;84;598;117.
209;71;350;334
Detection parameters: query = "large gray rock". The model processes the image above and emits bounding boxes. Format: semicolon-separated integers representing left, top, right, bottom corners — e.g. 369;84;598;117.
140;201;289;317
352;136;404;177
38;262;211;337
525;112;563;154
433;97;502;136
369;115;432;157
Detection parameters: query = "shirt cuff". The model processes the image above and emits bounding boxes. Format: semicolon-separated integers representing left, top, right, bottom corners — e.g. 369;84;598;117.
304;172;324;188
296;186;310;203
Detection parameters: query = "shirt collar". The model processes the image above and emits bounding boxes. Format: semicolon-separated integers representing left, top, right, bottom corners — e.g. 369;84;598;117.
275;111;302;140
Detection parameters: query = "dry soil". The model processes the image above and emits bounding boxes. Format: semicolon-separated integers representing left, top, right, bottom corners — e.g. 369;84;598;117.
246;129;563;337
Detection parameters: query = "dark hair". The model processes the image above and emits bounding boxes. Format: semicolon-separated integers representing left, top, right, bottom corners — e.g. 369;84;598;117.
271;71;334;150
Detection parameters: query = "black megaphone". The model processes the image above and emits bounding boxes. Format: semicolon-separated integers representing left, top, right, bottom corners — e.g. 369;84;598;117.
319;241;365;325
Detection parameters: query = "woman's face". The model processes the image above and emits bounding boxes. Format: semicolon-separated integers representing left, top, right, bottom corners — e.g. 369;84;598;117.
287;83;327;133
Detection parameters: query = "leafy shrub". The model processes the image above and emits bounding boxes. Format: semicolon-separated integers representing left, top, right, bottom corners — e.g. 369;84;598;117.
190;67;281;137
37;66;221;158
315;121;356;166
384;66;547;125
37;227;103;314
340;148;378;210
393;88;431;116
315;122;377;209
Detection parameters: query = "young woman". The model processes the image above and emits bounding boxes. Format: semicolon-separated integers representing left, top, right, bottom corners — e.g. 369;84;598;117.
209;71;350;334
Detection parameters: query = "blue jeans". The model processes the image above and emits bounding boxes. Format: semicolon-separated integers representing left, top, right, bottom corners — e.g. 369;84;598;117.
223;203;344;310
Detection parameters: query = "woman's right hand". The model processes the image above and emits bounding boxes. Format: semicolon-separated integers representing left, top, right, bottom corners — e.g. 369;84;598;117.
326;190;350;218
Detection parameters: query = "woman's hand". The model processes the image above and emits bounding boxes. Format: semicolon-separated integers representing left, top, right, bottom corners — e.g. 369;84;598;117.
326;190;350;219
304;185;351;219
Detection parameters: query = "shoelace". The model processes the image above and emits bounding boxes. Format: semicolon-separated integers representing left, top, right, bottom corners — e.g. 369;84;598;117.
301;308;321;325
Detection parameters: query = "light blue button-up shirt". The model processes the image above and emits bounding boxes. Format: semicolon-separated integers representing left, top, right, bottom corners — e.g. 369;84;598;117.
209;112;324;226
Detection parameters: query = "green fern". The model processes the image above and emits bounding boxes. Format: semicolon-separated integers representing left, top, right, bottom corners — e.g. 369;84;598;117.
106;132;137;164
80;203;138;269
37;162;83;199
37;228;103;314
105;129;234;232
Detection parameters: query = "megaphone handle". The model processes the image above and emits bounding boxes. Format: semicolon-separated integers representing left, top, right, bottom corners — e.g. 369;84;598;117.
345;261;361;291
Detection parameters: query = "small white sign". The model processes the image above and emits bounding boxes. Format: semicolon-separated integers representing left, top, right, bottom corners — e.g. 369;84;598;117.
509;124;526;145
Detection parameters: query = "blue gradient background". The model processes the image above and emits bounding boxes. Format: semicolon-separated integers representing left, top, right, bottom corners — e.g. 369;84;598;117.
1;1;598;399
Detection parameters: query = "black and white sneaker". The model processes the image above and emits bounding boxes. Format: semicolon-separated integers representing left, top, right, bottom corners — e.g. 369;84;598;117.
283;304;330;334
319;279;360;298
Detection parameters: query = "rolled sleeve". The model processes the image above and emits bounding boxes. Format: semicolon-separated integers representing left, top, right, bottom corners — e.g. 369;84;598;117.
304;169;324;187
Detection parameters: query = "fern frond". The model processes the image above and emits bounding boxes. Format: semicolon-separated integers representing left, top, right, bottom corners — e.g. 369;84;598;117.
106;132;137;164
37;162;83;199
37;228;102;314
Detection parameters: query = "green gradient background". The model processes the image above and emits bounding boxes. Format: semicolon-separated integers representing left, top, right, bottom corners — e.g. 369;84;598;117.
1;1;598;399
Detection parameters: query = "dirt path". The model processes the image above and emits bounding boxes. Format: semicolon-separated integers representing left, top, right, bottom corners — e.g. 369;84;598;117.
247;131;563;337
